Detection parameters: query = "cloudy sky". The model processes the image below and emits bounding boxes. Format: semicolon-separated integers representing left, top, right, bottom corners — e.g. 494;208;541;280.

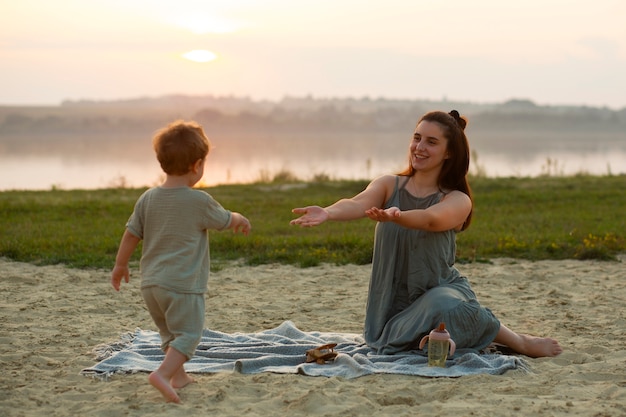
1;0;625;108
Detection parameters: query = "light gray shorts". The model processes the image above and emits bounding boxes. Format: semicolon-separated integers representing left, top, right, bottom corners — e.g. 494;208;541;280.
141;286;205;360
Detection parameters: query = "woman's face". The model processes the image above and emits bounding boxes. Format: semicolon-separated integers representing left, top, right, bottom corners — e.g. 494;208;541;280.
410;120;449;173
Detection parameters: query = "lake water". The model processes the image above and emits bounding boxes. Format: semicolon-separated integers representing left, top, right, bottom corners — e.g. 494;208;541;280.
1;131;625;191
2;149;624;191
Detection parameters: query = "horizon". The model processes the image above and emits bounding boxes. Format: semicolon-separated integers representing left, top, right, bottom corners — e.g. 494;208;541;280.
3;92;626;112
1;1;625;110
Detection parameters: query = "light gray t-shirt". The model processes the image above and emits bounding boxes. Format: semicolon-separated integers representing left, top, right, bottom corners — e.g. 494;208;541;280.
126;186;232;294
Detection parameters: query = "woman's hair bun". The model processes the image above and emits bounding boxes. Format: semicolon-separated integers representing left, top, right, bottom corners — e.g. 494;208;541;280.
448;110;467;130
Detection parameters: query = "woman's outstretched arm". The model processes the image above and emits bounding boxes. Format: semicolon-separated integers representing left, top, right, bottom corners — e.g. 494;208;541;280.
365;190;471;232
291;175;393;227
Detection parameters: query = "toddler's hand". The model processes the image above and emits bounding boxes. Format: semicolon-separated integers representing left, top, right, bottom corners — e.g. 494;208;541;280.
231;213;251;235
111;265;130;291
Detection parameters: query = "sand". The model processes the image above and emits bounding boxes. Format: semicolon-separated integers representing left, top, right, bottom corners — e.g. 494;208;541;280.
1;255;625;416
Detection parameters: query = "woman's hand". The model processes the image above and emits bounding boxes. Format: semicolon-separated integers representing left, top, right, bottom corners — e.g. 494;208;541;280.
365;206;401;222
290;206;329;227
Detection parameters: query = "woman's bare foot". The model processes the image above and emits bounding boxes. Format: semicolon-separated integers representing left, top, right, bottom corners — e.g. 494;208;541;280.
519;334;563;358
148;371;181;403
171;373;195;389
495;325;563;358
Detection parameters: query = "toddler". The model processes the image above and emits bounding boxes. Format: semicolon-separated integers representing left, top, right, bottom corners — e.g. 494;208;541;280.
111;120;251;403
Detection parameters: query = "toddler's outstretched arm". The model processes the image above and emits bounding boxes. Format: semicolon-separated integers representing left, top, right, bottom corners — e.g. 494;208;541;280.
228;212;251;236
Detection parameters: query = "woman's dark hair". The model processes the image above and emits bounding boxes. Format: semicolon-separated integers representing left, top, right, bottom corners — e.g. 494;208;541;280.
398;110;473;230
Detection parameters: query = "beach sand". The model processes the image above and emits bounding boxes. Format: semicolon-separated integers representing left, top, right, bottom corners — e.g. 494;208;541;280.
1;256;625;416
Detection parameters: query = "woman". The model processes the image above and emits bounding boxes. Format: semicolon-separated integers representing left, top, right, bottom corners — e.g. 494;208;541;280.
290;110;562;358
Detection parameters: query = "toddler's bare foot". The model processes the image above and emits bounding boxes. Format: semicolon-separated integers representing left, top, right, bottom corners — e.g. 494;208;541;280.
148;371;181;403
171;373;195;389
520;335;563;358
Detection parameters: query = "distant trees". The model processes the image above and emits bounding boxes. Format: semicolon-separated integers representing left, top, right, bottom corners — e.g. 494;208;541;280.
1;94;625;137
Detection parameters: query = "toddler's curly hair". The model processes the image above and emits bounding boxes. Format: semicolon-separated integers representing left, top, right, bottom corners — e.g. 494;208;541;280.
152;120;210;175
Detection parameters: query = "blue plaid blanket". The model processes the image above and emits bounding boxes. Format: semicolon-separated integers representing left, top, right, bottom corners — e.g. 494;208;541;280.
81;321;528;379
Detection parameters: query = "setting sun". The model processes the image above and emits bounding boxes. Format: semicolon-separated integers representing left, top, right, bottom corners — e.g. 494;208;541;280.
182;50;217;63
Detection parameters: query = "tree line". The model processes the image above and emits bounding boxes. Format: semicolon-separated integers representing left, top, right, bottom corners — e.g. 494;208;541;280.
1;95;625;136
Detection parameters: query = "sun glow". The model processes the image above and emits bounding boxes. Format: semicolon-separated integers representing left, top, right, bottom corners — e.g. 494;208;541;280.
182;50;217;63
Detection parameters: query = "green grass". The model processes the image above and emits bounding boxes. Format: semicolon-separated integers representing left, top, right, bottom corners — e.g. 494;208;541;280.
458;175;625;262
1;175;624;269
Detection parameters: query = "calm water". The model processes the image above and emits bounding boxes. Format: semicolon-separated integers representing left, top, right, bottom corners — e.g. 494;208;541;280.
0;149;626;191
1;133;625;191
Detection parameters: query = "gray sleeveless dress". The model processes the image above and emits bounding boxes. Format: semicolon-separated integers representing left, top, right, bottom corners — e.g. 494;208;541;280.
363;176;501;354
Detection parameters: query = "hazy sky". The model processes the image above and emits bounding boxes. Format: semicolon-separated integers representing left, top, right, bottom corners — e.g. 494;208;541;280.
2;0;625;108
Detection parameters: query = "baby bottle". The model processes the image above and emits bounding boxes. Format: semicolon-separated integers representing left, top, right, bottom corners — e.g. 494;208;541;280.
418;322;456;367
